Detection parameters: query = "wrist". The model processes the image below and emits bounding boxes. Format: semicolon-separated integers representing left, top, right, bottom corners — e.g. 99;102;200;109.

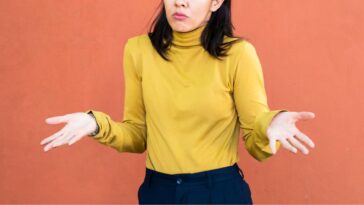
87;112;99;137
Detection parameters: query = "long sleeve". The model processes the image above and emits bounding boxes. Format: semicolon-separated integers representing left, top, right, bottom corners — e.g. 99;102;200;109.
84;39;147;153
233;41;288;162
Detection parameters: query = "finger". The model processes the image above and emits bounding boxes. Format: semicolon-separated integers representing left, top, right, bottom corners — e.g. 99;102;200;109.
68;133;85;145
40;127;69;145
64;131;84;145
45;114;70;124
294;128;315;148
43;132;65;152
64;131;80;143
279;138;298;153
295;112;315;121
52;131;74;147
269;136;277;154
287;136;309;155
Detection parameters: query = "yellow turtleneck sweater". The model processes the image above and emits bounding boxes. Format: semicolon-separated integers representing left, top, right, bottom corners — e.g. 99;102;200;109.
85;25;288;174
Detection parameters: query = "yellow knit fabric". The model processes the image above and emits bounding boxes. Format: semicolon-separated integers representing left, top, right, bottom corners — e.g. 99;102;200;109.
85;24;288;174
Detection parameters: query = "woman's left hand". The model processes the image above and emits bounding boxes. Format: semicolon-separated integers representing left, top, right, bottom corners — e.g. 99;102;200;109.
267;111;316;155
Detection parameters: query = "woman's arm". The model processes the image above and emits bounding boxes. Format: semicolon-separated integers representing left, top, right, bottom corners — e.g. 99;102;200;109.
85;38;147;153
233;40;288;162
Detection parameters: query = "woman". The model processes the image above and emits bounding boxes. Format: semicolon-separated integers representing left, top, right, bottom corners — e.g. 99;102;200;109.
41;0;316;204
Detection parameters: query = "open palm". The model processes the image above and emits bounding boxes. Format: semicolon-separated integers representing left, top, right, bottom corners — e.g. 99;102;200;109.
40;112;97;152
267;111;316;155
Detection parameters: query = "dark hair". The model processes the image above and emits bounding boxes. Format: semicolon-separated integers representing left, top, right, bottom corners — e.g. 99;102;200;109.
148;0;248;62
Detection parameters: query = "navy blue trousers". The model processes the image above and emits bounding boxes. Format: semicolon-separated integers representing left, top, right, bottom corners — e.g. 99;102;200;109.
138;163;253;204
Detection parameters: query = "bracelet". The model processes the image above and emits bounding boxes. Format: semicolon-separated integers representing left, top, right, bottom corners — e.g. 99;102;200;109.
87;112;100;136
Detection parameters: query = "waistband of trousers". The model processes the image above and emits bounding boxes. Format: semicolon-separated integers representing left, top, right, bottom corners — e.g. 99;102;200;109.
144;163;245;184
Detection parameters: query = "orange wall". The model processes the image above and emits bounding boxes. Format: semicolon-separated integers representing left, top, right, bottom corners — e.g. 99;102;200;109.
0;0;363;203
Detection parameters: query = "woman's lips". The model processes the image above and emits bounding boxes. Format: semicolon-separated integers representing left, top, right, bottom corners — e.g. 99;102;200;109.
173;12;188;20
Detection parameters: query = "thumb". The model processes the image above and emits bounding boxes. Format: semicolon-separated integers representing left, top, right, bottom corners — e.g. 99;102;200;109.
296;112;315;120
269;138;277;155
45;115;69;124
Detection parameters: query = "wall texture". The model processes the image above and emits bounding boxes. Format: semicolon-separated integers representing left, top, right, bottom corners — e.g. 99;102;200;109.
0;0;363;203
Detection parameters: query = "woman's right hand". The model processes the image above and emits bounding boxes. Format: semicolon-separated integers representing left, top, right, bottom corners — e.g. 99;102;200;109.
40;112;98;152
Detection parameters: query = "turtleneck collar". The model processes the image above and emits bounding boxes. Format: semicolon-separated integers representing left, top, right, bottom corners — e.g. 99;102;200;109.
171;24;207;47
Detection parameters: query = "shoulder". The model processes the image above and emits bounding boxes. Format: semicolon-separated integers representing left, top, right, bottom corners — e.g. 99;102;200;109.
125;34;151;50
223;36;257;56
123;34;154;63
123;34;152;64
